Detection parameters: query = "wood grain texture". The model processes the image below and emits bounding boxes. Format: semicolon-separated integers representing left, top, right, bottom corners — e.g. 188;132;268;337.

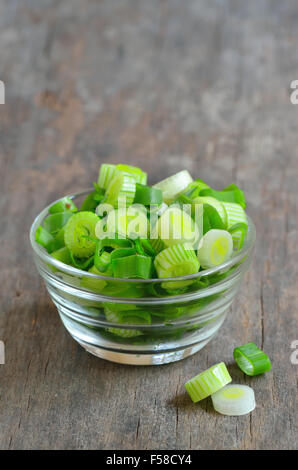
0;0;297;450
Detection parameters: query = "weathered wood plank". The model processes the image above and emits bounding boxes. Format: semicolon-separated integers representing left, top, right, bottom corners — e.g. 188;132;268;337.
0;0;297;450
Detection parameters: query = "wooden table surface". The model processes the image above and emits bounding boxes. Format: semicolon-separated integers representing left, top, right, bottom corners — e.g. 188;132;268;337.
0;0;297;450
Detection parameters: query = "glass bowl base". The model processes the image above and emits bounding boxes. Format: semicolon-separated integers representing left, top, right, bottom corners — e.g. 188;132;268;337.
77;336;215;365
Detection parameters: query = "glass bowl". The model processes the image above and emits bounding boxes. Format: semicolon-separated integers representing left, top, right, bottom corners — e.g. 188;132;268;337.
30;190;256;365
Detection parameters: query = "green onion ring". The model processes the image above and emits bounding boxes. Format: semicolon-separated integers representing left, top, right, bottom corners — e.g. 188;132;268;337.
49;197;78;214
110;247;137;260
43;212;74;234
185;362;232;402
134;183;163;205
233;342;271;376
112;254;152;279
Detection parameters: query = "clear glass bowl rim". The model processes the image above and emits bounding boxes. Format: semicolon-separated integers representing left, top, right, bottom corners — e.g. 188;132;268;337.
30;188;256;284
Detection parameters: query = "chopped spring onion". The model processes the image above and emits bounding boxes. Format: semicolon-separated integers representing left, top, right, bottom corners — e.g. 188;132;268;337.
116;164;147;185
97;164;117;189
81;186;105;212
49;197;78;214
233;342;271;376
156;206;200;247
185;362;232;402
35;226;56;253
149;202;168;218
197;229;233;269
51;246;72;264
95;234;134;251
228;222;248;251
104;308;144;337
105;306;151;324
211;384;256;416
153;170;193;204
181;178;210;200
69;252;94;270
110;247;137;260
154;243;199;289
64;211;99;257
202;203;226;234
200;184;246;209
105;171;136;208
52;226;66;250
80;265;107;292
149;237;165;255
94;250;112;272
35;164;251;292
112;254;152;279
43;212;74;234
134;183;163;205
96;207;148;240
193;196;227;226
135;238;156;257
222;202;248;250
222;184;246;208
222;202;247;228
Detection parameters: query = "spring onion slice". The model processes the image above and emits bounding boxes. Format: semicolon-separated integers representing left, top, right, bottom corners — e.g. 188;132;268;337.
211;384;256;416
148;202;168;218
116;164;147;185
185;362;232;402
193;196;227;226
112;254;152;279
202;203;226;234
197;229;233;269
105;171;136;208
135;238;156;257
223;202;247;227
43;212;74;234
52;226;66;250
64;211;99;257
154;243;199;289
96;235;134;252
94;250;112;272
81;186;105;212
35;226;55;253
222;202;248;250
200;185;246;209
80;265;107;292
96;207;148;240
157;206;200;247
183;178;210;199
233;342;271;376
69;252;94;270
134;183;163;205
49;197;78;214
104;309;144;338
105;306;151;324
110;247;137;260
228;222;248;251
51;246;72;264
154;243;199;277
149;237;165;255
97;164;117;189
153;170;193;204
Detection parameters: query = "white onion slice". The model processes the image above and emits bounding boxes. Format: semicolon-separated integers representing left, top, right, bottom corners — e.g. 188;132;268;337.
197;229;233;268
211;384;256;416
153;170;193;204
